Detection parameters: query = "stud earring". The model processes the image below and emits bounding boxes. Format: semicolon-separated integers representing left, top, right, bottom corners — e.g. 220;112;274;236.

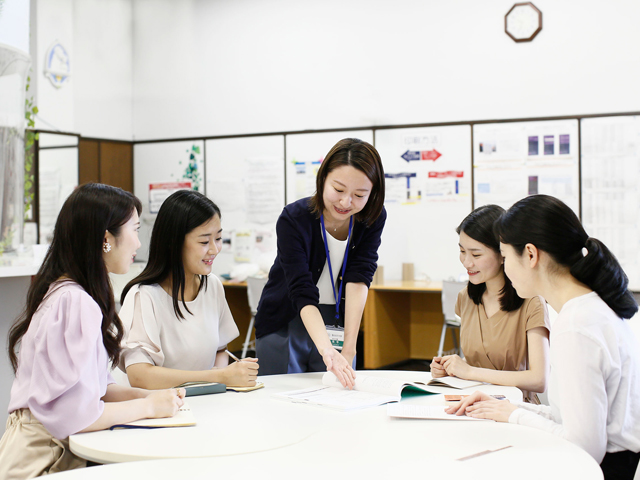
103;242;112;253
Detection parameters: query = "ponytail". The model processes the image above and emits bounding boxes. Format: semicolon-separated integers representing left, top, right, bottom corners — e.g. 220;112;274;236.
497;195;638;320
570;237;637;319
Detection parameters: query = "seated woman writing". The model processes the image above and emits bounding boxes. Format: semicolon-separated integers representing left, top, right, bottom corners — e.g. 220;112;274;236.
0;184;184;479
119;190;258;389
430;204;550;402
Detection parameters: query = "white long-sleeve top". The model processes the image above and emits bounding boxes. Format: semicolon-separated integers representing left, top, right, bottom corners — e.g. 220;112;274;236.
508;292;640;463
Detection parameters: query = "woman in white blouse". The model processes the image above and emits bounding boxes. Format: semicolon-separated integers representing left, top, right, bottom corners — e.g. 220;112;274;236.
447;195;640;480
119;190;259;389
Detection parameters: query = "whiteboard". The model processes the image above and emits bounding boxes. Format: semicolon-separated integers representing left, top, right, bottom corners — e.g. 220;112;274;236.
38;146;78;244
285;130;374;204
473;120;580;215
375;126;472;281
133;140;205;261
205;136;285;275
581;115;640;290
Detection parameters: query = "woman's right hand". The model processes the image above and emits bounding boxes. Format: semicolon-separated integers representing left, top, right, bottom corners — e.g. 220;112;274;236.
220;358;259;387
322;348;356;389
145;389;184;418
430;356;447;378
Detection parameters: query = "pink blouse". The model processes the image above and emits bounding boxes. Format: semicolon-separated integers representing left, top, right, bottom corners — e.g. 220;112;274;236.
8;281;115;439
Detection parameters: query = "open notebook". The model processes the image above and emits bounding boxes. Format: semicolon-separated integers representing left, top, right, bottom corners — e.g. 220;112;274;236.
272;373;483;411
110;403;196;429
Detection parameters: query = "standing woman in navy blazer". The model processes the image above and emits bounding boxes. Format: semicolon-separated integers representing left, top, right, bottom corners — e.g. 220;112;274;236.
255;138;386;388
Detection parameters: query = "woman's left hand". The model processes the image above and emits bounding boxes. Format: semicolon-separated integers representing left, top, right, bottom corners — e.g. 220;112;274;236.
441;354;472;379
322;347;356;389
445;391;517;423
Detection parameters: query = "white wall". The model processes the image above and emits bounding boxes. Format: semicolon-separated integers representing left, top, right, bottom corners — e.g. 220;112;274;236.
33;0;133;139
31;0;640;140
0;0;30;53
72;0;133;139
131;0;640;141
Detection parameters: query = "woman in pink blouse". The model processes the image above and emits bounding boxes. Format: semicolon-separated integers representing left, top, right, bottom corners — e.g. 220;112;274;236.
0;183;184;479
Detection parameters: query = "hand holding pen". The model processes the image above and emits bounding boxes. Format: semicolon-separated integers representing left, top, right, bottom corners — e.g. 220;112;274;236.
224;349;259;387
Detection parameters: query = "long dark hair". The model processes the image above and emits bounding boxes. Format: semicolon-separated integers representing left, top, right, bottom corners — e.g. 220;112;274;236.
497;195;637;319
457;205;524;312
121;190;221;320
8;183;142;372
309;138;385;226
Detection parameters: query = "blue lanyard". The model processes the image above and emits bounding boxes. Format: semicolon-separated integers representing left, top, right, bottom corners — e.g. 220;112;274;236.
320;215;353;323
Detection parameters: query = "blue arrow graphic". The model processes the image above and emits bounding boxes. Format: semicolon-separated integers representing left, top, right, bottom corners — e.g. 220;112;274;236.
401;150;421;162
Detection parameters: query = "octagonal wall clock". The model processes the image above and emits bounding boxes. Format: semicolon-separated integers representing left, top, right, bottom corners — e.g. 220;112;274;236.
505;2;542;43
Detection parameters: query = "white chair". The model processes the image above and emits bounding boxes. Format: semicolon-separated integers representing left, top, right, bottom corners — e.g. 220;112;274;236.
437;280;467;358
242;276;268;358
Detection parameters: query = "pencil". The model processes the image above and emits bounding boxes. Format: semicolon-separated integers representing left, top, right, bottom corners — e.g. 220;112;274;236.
225;349;242;362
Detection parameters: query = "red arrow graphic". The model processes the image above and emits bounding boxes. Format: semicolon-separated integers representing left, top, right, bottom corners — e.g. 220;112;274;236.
421;149;441;161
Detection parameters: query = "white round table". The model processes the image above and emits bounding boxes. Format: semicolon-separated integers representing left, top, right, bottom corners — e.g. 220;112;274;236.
62;371;602;479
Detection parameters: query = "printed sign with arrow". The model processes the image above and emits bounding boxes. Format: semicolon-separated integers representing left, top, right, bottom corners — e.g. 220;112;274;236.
401;149;442;162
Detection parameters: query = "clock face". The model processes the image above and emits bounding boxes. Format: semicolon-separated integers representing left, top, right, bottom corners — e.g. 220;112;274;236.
505;3;542;42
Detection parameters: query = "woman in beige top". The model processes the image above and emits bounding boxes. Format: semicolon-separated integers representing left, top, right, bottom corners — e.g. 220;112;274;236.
431;205;550;400
119;190;259;389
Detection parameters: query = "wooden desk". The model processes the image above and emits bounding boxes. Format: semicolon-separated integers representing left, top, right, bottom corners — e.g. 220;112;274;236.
364;280;448;369
223;280;451;369
220;281;251;352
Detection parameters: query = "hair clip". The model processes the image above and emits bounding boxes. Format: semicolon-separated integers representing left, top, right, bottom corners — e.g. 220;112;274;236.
581;247;588;257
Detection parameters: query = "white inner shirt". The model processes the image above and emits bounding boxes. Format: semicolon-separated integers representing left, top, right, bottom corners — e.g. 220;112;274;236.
317;229;348;305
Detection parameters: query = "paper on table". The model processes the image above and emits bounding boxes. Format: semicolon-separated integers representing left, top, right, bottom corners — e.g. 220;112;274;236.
273;385;399;411
387;403;489;421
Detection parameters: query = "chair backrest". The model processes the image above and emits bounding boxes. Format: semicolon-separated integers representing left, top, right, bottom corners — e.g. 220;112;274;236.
441;280;467;322
246;276;268;315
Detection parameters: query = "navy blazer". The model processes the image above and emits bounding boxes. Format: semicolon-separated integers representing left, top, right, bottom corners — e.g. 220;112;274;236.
255;197;386;338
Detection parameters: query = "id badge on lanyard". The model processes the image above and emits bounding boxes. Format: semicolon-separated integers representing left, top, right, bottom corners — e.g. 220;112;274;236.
326;325;345;351
320;215;353;352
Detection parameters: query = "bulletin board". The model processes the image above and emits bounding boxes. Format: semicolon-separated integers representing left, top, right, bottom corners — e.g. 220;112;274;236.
133;140;205;262
205;135;285;276
375;126;472;282
38;110;640;289
581;115;640;290
285;130;374;204
473;120;580;215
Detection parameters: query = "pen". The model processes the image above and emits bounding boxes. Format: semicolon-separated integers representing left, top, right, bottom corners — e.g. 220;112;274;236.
225;349;242;363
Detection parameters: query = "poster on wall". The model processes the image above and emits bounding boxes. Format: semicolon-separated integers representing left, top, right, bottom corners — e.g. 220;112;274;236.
205;136;285;276
473;120;579;213
148;181;192;214
285;131;374;204
244;157;285;224
382;130;470;205
581;115;640;290
374;125;472;282
134;141;206;262
292;159;322;200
